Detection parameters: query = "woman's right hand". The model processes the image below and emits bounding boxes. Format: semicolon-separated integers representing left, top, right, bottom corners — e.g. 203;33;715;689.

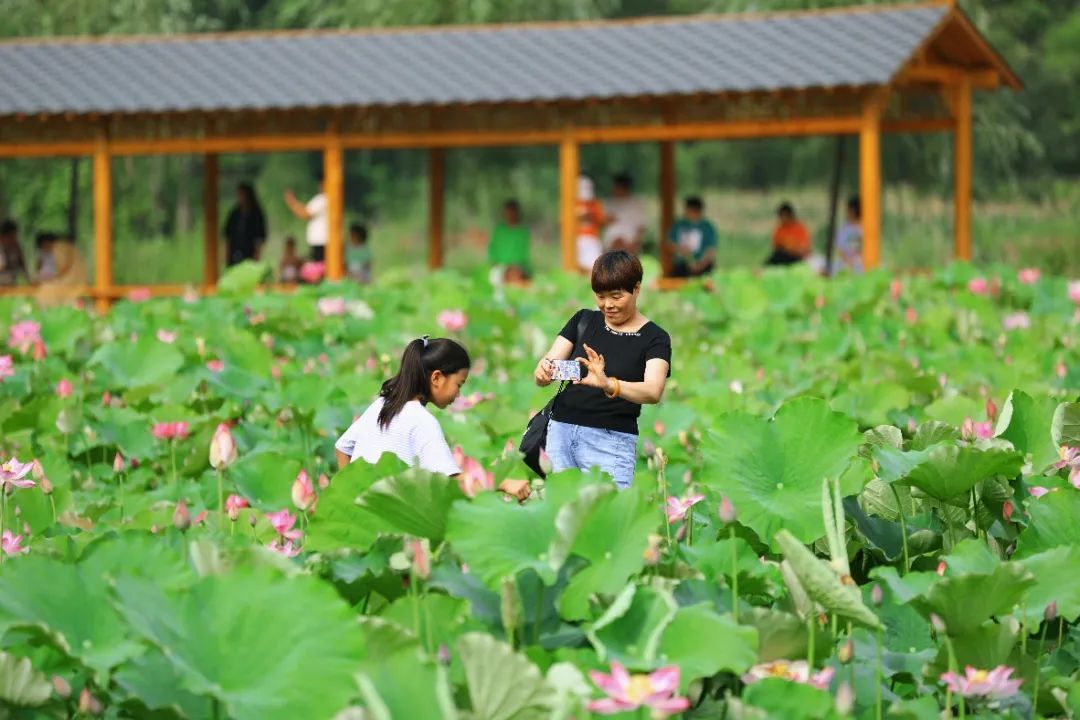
534;358;555;387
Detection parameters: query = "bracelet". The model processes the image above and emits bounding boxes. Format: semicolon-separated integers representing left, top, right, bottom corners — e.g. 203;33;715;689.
605;377;621;398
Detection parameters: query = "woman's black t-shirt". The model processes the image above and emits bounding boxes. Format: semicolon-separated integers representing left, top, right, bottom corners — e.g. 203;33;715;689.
554;309;672;435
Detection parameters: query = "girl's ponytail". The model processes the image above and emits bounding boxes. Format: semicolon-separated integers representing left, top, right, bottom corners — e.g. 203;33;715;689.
378;336;470;430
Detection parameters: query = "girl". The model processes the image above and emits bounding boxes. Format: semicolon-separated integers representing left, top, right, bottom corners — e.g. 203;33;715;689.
335;336;530;500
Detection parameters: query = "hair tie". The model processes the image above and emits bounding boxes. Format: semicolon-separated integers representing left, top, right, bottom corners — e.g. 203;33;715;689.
421;335;430;348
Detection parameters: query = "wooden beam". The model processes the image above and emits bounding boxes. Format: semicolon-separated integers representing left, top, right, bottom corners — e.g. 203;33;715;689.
658;141;676;276
559;137;579;273
428;148;445;270
953;76;973;262
203;154;219;286
323;125;345;281
92;131;113;313
0;141;94;158
897;65;1000;89
882;117;954;134
859;98;883;271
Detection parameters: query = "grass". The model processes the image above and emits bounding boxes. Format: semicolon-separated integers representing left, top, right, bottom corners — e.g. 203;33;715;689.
37;182;1080;285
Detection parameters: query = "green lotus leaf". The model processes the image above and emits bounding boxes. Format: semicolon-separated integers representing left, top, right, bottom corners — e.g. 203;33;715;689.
775;529;882;629
456;632;555;720
1015;489;1080;558
1017;545;1080;624
996;390;1061;471
357;469;466;543
702;397;863;547
910;421;960;451
356;646;457;720
113;649;213;719
0;651;52;707
305;456;405;552
89;336;184;389
657;605;757;689
227;450;302;512
1052;402;1080;448
911;564;1034;637
112;568;366;720
742;608;831;664
741;677;834;719
899;445;1023;502
923;396;981;427
216;260;271;296
381;594;472;655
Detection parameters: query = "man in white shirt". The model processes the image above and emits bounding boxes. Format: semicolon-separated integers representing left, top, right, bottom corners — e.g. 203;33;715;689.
284;175;328;262
602;173;646;255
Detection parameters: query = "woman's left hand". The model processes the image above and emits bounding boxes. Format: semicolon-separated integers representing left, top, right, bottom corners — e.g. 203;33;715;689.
575;343;610;391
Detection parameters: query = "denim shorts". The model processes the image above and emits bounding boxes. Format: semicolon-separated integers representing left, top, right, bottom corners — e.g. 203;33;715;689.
546;419;638;490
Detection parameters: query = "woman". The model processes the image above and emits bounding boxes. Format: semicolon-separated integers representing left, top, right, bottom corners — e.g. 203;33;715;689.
533;251;672;489
35;232;87;307
335;336;530;500
224;183;268;266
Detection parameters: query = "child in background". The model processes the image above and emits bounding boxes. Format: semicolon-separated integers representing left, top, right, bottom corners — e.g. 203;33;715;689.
346;224;372;284
488;200;531;284
279;236;303;284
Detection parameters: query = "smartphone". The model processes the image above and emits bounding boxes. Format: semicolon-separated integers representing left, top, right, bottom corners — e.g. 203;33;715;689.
551;360;581;382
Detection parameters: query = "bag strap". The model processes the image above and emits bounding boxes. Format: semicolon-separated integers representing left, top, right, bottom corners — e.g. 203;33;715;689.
552;309;593;400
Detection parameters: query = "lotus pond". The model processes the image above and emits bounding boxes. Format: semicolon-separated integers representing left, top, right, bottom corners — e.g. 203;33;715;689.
0;263;1078;720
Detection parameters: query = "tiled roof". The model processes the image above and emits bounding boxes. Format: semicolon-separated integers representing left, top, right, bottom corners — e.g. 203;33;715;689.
0;4;949;117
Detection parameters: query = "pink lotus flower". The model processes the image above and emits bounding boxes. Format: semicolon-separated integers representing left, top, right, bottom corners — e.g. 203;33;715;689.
437;309;468;333
208;423;237;469
299;261;325;284
8;320;40;354
408;537;431;579
450;392;494;412
961;418;994;441
587;662;690;716
1068;281;1080;304
1017;268;1040;285
453;446;494;497
1071;467;1080;490
225;494;249;521
192;510;208;526
0;355;12;381
1002;312;1030;331
936;560;947;576
665;493;704;524
291;470;317;511
905;306;918;324
152;422;190;441
156;329;177;344
267;509;302;540
267;539;301;557
317;297;347;317
206;359;225;373
967;277;990;295
0;458;35;491
1;530;27;556
940;665;1021;699
128;287;152;302
742;660;835;690
1052;446;1080;471
1029;486;1051;498
32;338;46;361
654;421;666;436
890;279;902;301
55;378;73;398
172;500;191;531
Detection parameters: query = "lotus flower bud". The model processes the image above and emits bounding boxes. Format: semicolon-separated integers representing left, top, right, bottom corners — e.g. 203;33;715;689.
318;473;330;490
1046;601;1058;622
39;475;54;495
172;500;190;531
835;682;855;715
291;470;316;511
78;687;103;715
437;644;451;665
208;423;238;470
51;675;71;699
249;512;257;528
986;397;998;424
113;452;125;474
1003;500;1014;522
838;637;854;664
538;449;553;476
936;561;946;576
930;613;946;634
870;584;883;607
718;496;737;525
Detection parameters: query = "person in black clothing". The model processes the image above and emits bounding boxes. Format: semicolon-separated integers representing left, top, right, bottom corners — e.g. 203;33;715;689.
0;220;30;286
223;183;267;266
533;250;672;490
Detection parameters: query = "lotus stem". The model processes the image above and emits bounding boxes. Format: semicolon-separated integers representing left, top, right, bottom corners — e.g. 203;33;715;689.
0;491;6;567
118;470;125;521
890;485;910;575
217;468;224;530
729;525;739;622
807;614;815;669
170;440;178;491
687;505;694;546
533;581;543;646
1033;619;1049;710
1059;618;1065;650
875;626;883;720
659;458;672;548
944;634;963;719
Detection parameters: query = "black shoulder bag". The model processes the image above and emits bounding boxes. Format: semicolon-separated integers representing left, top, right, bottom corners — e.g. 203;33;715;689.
519;311;592;478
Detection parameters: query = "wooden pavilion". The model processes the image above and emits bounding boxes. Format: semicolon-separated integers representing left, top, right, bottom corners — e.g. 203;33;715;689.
0;0;1018;309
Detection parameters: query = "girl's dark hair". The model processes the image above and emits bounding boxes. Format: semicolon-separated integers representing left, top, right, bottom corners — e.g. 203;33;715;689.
592;250;643;294
378;337;470;430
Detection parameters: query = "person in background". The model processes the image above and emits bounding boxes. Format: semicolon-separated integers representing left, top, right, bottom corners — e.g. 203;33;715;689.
603;172;646;255
575;175;606;273
346;223;372;284
833;195;863;274
488;199;531;283
35;232;87;307
533;251;671;490
224;182;267;266
0;220;30;286
668;196;718;278
279;236;304;284
766;202;812;266
284;175;327;262
335;336;530;500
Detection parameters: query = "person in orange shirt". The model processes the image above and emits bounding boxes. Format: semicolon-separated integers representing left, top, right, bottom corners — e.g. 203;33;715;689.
766;202;812;266
575;175;607;273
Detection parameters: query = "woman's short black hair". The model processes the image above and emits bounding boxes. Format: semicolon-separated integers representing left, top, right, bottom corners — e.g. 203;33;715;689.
591;250;643;294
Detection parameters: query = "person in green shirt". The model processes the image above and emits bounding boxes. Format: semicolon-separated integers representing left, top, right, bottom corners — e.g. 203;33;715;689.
668;196;718;278
346;224;372;284
488;200;531;283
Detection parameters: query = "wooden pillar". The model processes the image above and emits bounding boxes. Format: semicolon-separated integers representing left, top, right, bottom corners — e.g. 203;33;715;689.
658;141;676;276
559;137;579;272
953;77;973;262
428;148;445;270
203;154;219;287
92;131;113;313
323;126;345;281
859;99;883;270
